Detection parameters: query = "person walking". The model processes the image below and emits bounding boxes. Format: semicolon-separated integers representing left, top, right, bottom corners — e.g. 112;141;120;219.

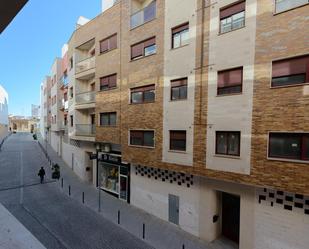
38;167;46;184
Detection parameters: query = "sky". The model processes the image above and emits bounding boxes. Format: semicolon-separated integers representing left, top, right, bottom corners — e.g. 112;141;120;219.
0;0;101;116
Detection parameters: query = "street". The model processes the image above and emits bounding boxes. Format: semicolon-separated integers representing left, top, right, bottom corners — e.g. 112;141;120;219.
0;133;153;249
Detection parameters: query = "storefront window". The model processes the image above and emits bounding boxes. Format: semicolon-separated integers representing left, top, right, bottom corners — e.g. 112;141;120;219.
99;162;119;194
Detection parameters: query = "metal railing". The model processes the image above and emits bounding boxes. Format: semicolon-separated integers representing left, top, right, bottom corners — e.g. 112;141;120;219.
75;124;95;136
75;56;95;74
75;91;95;105
130;1;156;29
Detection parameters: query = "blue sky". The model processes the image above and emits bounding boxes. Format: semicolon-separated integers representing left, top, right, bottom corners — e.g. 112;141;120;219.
0;0;101;116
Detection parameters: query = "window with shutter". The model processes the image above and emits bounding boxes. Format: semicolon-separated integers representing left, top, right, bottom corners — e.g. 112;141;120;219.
100;74;117;91
130;130;154;147
100;34;117;54
271;55;309;87
170;131;186;151
220;1;246;33
130;84;155;104
217;67;243;95
171;78;188;100
172;23;189;49
131;37;156;60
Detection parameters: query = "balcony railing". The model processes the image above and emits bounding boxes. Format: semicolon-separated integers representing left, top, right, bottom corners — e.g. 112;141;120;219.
75;124;95;136
60;75;68;88
130;1;156;29
75;91;95;105
75;56;95;74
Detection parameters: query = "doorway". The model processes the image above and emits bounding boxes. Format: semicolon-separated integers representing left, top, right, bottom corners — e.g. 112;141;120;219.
168;194;179;225
85;152;93;183
221;192;240;244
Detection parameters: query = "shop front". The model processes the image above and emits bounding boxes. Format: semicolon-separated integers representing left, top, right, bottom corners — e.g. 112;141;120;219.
97;153;130;202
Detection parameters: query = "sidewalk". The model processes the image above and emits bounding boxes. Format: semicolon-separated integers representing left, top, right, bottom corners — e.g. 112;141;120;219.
38;138;230;249
0;203;46;249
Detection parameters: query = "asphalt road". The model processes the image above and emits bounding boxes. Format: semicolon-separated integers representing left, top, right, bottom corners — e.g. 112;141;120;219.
0;133;153;249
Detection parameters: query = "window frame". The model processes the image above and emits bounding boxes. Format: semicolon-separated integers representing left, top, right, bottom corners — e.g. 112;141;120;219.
268;132;309;162
171;22;189;49
217;67;243;95
100;73;117;91
169;130;187;151
274;0;309;14
170;78;188;101
131;37;156;61
215;131;241;157
271;54;309;88
99;33;117;54
219;1;246;34
129;130;155;148
130;84;155;104
99;112;117;127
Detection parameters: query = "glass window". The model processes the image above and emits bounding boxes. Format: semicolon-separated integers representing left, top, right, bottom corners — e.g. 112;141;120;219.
216;132;240;156
172;23;189;49
144;131;155;147
275;0;308;13
144;44;156;56
109;113;116;126
131;92;143;103
130;130;154;147
100;114;109;126
144;90;155;102
170;131;186;151
100;112;116;126
268;133;309;161
220;11;245;33
272;74;306;87
99;163;119;193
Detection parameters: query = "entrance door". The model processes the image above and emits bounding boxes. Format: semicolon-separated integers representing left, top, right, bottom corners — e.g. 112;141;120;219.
168;194;179;225
119;175;128;201
222;192;240;244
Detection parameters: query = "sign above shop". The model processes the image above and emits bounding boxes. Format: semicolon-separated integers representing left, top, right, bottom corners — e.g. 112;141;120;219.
89;153;97;160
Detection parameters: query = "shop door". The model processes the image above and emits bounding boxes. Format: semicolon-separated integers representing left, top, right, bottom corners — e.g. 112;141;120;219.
119;175;128;201
222;192;240;244
168;194;179;225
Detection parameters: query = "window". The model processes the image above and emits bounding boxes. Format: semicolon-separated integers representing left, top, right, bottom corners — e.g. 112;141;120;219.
172;23;189;49
69;57;73;70
70;115;73;127
70;87;74;98
170;131;186;151
171;78;188;100
131;37;156;60
271;55;309;87
130;0;156;29
217;67;243;95
100;112;117;126
269;133;309;161
275;0;308;13
216;131;240;156
131;85;155;104
130;130;154;147
100;34;117;54
220;1;246;33
100;74;117;91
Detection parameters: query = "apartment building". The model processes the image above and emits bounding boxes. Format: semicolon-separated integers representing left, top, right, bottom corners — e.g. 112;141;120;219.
40;1;309;248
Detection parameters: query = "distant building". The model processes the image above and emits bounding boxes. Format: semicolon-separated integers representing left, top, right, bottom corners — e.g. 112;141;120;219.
0;84;9;138
9;116;38;133
31;104;39;118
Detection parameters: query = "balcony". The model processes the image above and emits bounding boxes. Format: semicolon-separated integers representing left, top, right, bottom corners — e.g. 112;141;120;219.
75;124;95;137
60;99;69;111
75;56;95;79
75;91;95;109
60;76;69;89
130;1;156;29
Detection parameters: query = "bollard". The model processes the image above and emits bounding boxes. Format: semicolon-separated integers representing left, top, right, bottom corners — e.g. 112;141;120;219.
69;185;71;196
142;223;145;239
61;178;63;188
98;188;101;212
82;192;85;204
118;210;120;224
182;244;185;249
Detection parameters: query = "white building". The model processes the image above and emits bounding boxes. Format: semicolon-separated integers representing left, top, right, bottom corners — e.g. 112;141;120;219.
0;84;9;138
